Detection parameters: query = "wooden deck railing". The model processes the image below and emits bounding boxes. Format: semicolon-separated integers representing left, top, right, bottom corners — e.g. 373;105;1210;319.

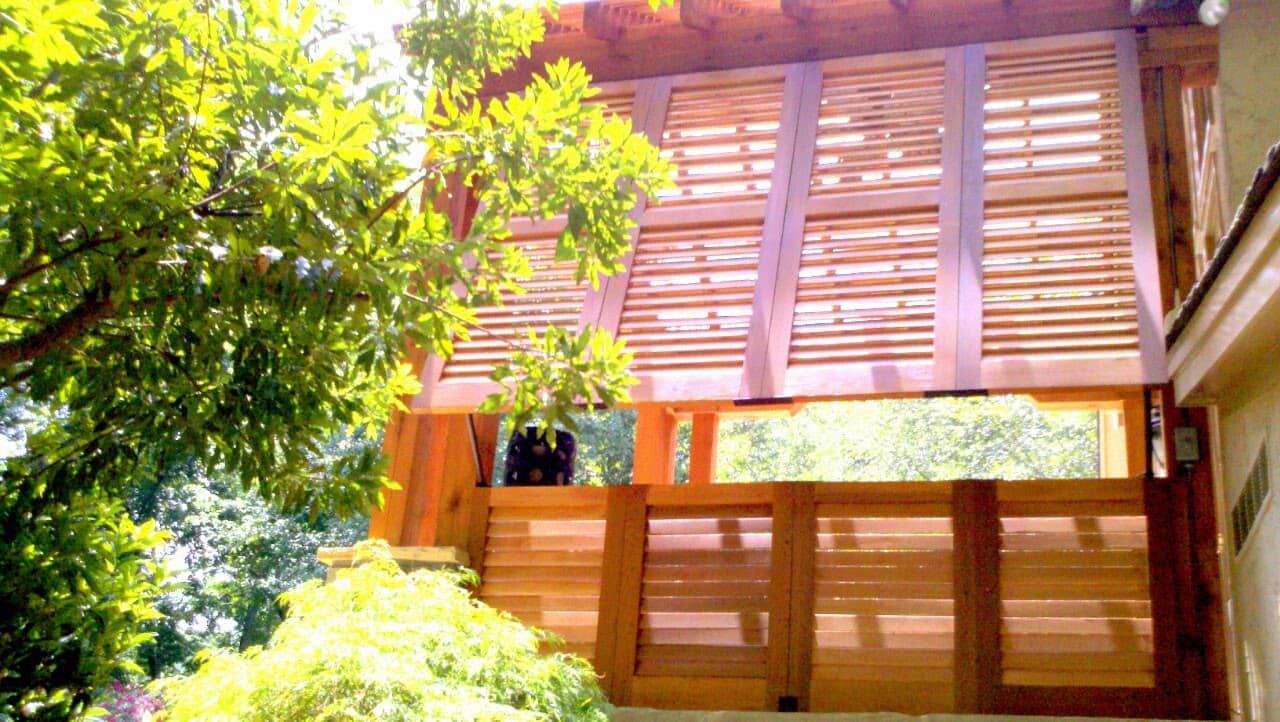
466;478;1191;718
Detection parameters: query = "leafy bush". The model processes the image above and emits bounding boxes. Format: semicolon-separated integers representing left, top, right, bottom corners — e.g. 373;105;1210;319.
0;491;167;720
155;541;609;722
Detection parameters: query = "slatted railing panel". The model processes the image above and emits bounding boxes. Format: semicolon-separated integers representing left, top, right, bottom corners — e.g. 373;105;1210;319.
997;479;1155;689
477;489;610;662
980;37;1141;364
635;505;774;679
809;490;956;714
440;220;586;381
809;55;946;196
617;220;762;371
651;72;786;206
789;209;939;367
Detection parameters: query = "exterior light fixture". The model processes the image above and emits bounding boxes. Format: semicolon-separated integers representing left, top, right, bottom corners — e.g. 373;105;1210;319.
1130;0;1229;26
1197;0;1230;26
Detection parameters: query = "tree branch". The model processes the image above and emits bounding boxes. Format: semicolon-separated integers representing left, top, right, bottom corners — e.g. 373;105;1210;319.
0;285;115;369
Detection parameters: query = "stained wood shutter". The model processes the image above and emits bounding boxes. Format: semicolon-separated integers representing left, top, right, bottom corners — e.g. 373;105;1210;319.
635;505;774;679
477;489;610;663
614;70;786;377
786;54;947;382
414;32;1163;411
809;492;956;713
429;83;639;391
997;480;1155;689
440;219;582;382
979;38;1144;374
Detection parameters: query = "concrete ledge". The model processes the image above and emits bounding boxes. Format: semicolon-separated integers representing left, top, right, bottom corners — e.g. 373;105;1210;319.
316;546;469;582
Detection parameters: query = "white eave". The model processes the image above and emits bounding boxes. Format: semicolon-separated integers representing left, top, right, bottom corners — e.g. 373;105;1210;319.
1167;180;1280;408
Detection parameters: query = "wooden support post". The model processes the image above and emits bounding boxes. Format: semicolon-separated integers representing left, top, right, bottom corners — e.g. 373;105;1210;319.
688;412;720;485
367;411;419;541
787;483;816;710
633;405;677;484
766;484;796;709
953;480;1000;714
605;486;649;706
1122;393;1149;479
1161;394;1230;720
427;415;483;548
398;414;451;547
1143;474;1183;720
1140;64;1196;312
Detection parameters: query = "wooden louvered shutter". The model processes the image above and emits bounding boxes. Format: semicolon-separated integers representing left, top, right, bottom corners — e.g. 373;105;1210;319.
997;479;1155;689
439;219;583;382
782;53;948;396
808;484;956;714
477;488;610;663
978;35;1154;387
630;495;774;708
611;69;787;395
424;83;640;404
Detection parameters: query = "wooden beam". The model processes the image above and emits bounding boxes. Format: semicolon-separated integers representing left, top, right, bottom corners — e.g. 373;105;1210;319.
483;0;1198;95
583;1;626;43
469;413;500;486
688;412;720;485
605;486;648;705
633;404;677;484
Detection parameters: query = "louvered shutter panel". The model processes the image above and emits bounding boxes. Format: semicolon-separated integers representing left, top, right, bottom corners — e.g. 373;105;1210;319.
809;490;956;713
785;54;947;385
980;39;1141;366
436;84;639;385
997;480;1155;689
478;489;609;663
616;71;786;374
635;506;773;679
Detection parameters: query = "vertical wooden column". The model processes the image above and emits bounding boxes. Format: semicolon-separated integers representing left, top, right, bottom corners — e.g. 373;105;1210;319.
1143;473;1183;720
633;404;677;484
766;484;797;709
787;483;816;710
1140;62;1196;313
1161;393;1230;720
952;480;1000;714
688;412;720;485
1122;392;1149;479
601;485;648;705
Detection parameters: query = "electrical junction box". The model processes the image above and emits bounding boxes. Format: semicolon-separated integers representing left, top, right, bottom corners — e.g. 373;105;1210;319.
1174;427;1201;464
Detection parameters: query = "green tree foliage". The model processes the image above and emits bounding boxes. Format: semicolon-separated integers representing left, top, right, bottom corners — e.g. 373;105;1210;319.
0;0;668;715
156;541;609;722
716;396;1098;483
124;455;368;677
